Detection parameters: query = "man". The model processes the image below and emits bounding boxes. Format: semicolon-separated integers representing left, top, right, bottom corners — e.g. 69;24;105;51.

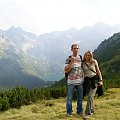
64;44;84;116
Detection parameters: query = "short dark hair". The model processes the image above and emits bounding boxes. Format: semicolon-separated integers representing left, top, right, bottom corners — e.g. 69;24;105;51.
71;44;79;50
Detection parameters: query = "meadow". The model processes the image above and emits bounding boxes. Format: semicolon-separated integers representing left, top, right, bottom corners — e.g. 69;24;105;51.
0;88;119;120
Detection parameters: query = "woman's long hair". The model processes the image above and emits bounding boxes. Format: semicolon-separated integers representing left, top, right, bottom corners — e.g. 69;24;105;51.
83;50;95;64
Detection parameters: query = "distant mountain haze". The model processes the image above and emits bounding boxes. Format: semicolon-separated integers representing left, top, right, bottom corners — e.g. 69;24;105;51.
94;32;120;78
0;22;120;89
53;32;120;87
0;37;52;89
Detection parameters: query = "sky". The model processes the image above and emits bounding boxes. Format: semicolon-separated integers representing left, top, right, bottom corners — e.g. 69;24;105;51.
0;0;120;35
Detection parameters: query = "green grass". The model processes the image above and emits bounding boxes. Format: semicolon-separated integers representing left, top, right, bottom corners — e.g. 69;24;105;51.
0;88;120;120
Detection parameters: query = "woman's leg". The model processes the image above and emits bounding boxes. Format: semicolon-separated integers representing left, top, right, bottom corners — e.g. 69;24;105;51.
85;87;97;115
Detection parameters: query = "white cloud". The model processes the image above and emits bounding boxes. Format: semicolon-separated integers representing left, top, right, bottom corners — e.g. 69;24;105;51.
0;0;120;35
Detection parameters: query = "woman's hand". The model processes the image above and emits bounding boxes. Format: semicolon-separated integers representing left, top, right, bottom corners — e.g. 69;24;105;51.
98;81;103;86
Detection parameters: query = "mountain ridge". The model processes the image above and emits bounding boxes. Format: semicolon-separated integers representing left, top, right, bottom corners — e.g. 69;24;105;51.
0;22;120;84
0;36;53;89
53;32;120;87
93;32;120;80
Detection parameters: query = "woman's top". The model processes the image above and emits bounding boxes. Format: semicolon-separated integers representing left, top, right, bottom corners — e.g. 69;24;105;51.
82;59;98;78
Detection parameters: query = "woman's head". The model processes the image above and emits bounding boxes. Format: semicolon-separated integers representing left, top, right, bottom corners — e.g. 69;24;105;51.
83;50;93;62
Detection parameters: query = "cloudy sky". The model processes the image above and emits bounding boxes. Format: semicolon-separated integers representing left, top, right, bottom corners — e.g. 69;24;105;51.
0;0;120;35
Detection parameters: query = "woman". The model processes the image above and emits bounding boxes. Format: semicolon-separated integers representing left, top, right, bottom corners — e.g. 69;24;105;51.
82;50;103;119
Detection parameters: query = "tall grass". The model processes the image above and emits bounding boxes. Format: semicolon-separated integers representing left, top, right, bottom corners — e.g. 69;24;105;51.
0;88;120;120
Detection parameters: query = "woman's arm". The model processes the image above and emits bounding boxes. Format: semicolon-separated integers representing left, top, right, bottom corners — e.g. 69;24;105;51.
95;60;103;86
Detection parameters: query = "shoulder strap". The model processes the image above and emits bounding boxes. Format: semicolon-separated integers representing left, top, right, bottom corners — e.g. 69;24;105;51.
83;61;97;74
68;55;72;63
79;55;82;61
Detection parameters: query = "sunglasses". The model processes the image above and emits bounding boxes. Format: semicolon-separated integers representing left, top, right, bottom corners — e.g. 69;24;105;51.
73;48;79;50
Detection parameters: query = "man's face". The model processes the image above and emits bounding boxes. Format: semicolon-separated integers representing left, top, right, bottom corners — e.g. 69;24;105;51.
72;45;79;54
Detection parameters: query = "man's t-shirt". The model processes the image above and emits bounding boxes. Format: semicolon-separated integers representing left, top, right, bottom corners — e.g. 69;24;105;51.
65;55;84;85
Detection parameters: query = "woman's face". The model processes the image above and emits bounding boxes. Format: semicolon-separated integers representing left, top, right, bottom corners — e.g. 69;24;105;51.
85;52;91;61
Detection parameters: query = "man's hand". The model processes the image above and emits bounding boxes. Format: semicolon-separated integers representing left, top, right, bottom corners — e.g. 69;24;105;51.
70;57;75;63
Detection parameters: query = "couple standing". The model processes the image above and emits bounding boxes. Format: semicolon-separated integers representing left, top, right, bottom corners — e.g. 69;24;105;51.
64;44;103;119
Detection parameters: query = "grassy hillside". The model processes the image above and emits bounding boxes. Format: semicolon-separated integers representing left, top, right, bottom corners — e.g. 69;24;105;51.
93;33;120;80
0;88;119;120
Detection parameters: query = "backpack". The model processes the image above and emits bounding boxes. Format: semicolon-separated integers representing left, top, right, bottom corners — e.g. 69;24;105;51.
65;55;82;79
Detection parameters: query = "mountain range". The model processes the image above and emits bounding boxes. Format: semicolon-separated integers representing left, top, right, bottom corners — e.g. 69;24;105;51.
0;22;120;88
94;32;120;78
0;36;52;89
53;32;120;87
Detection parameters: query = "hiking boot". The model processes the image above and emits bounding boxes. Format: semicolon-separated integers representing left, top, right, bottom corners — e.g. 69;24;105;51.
91;109;95;114
67;113;72;117
83;115;89;120
88;113;93;115
77;112;84;116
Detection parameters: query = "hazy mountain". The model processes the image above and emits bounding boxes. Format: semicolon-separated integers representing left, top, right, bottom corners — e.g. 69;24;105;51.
26;22;120;80
93;32;120;78
0;36;53;89
0;26;38;52
0;22;120;81
53;32;120;87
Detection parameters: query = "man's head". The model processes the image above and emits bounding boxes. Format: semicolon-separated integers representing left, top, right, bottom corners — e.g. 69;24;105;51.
71;44;80;55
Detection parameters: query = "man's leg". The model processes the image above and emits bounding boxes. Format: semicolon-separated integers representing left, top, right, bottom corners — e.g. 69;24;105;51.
66;84;74;115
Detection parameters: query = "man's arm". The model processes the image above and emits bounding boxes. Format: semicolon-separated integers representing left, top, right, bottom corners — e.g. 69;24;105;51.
64;57;74;73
